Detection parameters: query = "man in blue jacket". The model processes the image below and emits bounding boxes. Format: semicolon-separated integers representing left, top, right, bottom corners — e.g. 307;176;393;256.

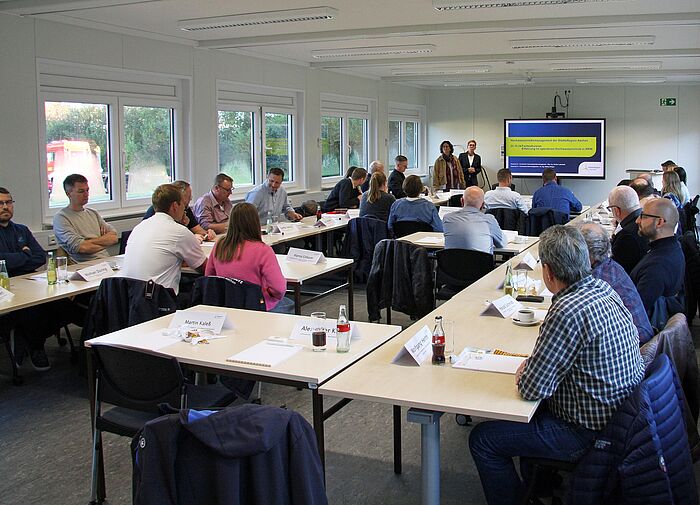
0;186;54;370
532;168;582;217
469;225;644;505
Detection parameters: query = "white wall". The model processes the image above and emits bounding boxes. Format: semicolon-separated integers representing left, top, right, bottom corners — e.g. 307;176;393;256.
0;13;427;231
427;85;700;205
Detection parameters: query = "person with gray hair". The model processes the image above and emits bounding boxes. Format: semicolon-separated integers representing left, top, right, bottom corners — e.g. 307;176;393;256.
443;186;504;254
469;224;644;505
579;222;653;343
608;185;649;273
361;160;385;192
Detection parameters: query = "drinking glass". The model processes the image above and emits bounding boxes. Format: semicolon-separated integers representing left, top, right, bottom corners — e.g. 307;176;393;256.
56;256;69;283
443;318;455;356
310;312;327;351
514;269;529;296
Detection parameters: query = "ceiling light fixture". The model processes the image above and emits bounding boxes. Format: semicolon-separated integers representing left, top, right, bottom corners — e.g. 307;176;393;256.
576;77;667;84
178;6;338;32
551;61;662;71
443;80;527;86
511;36;654;49
433;0;621;10
391;66;491;76
311;45;435;59
0;0;162;15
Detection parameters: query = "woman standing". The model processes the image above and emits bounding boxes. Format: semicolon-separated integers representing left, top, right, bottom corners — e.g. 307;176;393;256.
360;172;395;221
205;202;294;313
433;140;465;192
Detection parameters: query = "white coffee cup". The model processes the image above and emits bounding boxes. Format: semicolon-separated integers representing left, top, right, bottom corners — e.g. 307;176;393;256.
516;308;535;323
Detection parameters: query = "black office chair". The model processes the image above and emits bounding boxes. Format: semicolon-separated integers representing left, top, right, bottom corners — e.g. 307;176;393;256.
435;249;495;300
525;207;568;236
448;194;463;207
342;216;389;283
118;230;131;255
392;220;434;239
491;183;516;191
486;208;527;234
89;344;237;504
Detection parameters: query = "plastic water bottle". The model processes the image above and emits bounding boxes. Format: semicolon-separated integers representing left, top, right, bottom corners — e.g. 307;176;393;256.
0;259;9;290
265;211;273;234
336;305;351;353
316;204;322;222
47;251;57;285
432;316;445;365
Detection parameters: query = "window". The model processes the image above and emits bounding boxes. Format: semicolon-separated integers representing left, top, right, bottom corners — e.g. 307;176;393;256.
388;102;424;171
320;94;372;180
216;81;301;190
39;62;184;217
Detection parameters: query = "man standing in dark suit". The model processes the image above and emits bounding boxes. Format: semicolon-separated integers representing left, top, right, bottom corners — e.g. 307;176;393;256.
608;185;649;274
388;155;408;199
458;139;482;187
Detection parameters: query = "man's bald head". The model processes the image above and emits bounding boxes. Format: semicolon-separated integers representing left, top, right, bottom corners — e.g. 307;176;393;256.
463;186;484;209
646;197;679;230
369;160;385;174
608;185;640;221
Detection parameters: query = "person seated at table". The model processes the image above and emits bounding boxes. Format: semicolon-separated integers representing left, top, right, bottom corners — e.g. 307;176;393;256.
205;203;294;314
359;172;395;222
245;167;302;225
387;175;443;234
630;197;685;315
579;222;654;344
661;170;685;209
194;173;234;234
607;185;649;274
432;140;464;192
324;167;367;212
361;160;385;193
53;174;118;263
388;155;408;200
637;172;662;196
629;177;659;208
122;184;206;296
143;180;215;242
674;166;691;205
483;168;528;213
444;186;503;254
531;168;582;217
469;225;644;505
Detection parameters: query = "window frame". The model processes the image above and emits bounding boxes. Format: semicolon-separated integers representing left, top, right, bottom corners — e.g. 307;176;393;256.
388;102;425;174
217;104;261;190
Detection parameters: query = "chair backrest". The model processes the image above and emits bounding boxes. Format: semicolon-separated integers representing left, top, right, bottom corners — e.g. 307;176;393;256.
491;183;516;191
119;230;132;255
92;344;184;414
485;207;526;233
436;248;495;290
448;194;463;207
526;207;568;236
392;220;434;238
342;217;388;283
190;276;266;311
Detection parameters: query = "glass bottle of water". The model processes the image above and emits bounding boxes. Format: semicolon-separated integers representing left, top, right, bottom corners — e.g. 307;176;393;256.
0;259;9;290
47;251;57;285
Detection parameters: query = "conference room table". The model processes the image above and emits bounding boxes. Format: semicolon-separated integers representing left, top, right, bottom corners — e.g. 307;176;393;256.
398;231;539;258
85;305;403;470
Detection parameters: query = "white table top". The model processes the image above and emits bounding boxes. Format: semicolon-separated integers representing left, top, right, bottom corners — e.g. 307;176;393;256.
86;305;402;386
399;231;539;255
276;255;353;284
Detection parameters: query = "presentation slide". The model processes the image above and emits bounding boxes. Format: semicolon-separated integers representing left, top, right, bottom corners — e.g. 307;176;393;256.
504;119;605;179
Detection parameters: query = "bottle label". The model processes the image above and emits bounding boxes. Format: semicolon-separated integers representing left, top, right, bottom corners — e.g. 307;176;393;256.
432;334;445;345
337;323;350;333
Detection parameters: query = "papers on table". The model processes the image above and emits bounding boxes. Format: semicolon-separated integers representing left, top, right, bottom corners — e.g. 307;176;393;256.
480;295;522;318
452;350;525;374
0;285;14;302
414;236;444;246
286;247;326;264
391;325;432;366
168;310;231;334
227;340;303;368
502;230;518;243
346;209;360;219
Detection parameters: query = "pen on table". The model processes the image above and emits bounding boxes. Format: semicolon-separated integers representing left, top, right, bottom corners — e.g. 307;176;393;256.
266;341;297;348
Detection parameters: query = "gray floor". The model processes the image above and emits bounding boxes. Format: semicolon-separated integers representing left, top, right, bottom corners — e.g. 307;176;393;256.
1;286;699;505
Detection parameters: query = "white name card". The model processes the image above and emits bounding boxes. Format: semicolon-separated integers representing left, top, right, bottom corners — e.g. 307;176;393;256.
168;310;230;335
449;189;464;197
0;285;14;302
289;318;359;341
514;252;537;271
391;325;432;366
313;217;338;228
346;209;360;219
480;294;522;318
286;247;326;264
71;261;114;282
502;230;517;243
276;222;297;234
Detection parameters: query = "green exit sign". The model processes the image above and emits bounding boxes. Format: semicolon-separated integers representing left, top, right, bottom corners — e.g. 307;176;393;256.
660;98;677;106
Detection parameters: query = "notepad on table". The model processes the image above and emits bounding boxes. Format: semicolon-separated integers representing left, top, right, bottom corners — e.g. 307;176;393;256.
226;341;303;367
452;352;525;374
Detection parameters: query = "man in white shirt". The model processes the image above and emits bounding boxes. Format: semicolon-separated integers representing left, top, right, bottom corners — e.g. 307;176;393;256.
121;183;206;294
484;169;528;213
53;173;118;262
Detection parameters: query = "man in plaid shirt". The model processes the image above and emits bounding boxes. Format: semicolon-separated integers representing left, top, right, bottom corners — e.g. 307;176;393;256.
469;225;645;505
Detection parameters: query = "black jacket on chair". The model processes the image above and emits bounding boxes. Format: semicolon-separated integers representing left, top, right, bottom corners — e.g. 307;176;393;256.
486;207;527;234
82;277;177;342
132;404;328;505
342;217;388;284
525;207;568;236
366;239;434;322
190;276;266;311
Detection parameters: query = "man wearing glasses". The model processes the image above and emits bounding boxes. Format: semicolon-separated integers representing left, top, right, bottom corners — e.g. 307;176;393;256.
194;173;234;235
630;197;685;315
607;185;649;274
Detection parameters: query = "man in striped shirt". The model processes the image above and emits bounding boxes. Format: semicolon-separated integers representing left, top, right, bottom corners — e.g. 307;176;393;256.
469;225;645;505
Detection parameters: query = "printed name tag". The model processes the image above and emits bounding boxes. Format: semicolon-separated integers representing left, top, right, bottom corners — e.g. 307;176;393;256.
286;247;326;264
391;325;432;366
480;295;522;318
72;261;114;282
514;252;537;271
168;310;230;335
276;222;297;234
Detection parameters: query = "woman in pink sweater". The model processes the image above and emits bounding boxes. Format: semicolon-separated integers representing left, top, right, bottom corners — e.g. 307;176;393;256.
205;203;294;313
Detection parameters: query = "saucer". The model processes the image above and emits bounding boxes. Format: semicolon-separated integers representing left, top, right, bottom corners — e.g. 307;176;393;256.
512;318;540;327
